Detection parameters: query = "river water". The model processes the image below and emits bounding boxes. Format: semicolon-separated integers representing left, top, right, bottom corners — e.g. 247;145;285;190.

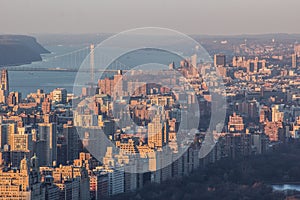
9;45;84;96
8;44;184;96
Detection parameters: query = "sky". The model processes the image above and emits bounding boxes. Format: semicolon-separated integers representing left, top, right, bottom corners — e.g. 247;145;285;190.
0;0;299;35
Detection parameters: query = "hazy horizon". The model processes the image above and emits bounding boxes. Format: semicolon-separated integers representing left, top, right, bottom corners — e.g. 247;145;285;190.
1;0;299;35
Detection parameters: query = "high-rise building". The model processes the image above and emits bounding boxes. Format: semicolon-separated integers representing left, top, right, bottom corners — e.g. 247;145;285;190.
9;151;30;168
98;77;114;96
44;175;60;200
0;156;45;199
6;123;17;147
107;169;124;196
57;135;68;165
98;70;123;98
56;178;81;200
42;97;51;114
214;54;227;77
90;172;109;200
37;123;57;166
259;106;271;123
79;167;90;200
63;121;79;162
264;121;283;142
191;54;197;68
251;134;263;155
292;53;297;68
73;152;92;170
271;105;284;122
148;114;164;149
10;131;33;154
248;57;266;73
6;91;21;106
52;88;67;104
228;113;245;133
52;165;82;183
294;44;300;57
0;89;5;104
49;165;90;200
0;69;9;96
214;54;226;67
113;70;123;98
0;124;8;149
0;69;9;104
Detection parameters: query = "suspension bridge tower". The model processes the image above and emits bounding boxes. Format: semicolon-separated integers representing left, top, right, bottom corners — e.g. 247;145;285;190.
90;44;95;83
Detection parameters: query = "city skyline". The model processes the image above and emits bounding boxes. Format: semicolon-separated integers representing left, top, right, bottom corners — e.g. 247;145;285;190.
1;36;300;198
2;2;300;198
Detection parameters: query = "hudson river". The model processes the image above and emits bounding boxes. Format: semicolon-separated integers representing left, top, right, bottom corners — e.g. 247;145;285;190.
9;44;183;96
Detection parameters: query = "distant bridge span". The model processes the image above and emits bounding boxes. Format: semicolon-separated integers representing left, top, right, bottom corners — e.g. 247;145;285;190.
5;67;125;73
0;44;131;74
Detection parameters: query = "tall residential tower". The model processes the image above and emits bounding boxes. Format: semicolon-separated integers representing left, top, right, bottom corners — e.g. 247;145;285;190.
0;69;9;103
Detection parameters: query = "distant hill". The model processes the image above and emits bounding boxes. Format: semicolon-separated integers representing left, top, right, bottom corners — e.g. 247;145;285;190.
0;35;50;66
